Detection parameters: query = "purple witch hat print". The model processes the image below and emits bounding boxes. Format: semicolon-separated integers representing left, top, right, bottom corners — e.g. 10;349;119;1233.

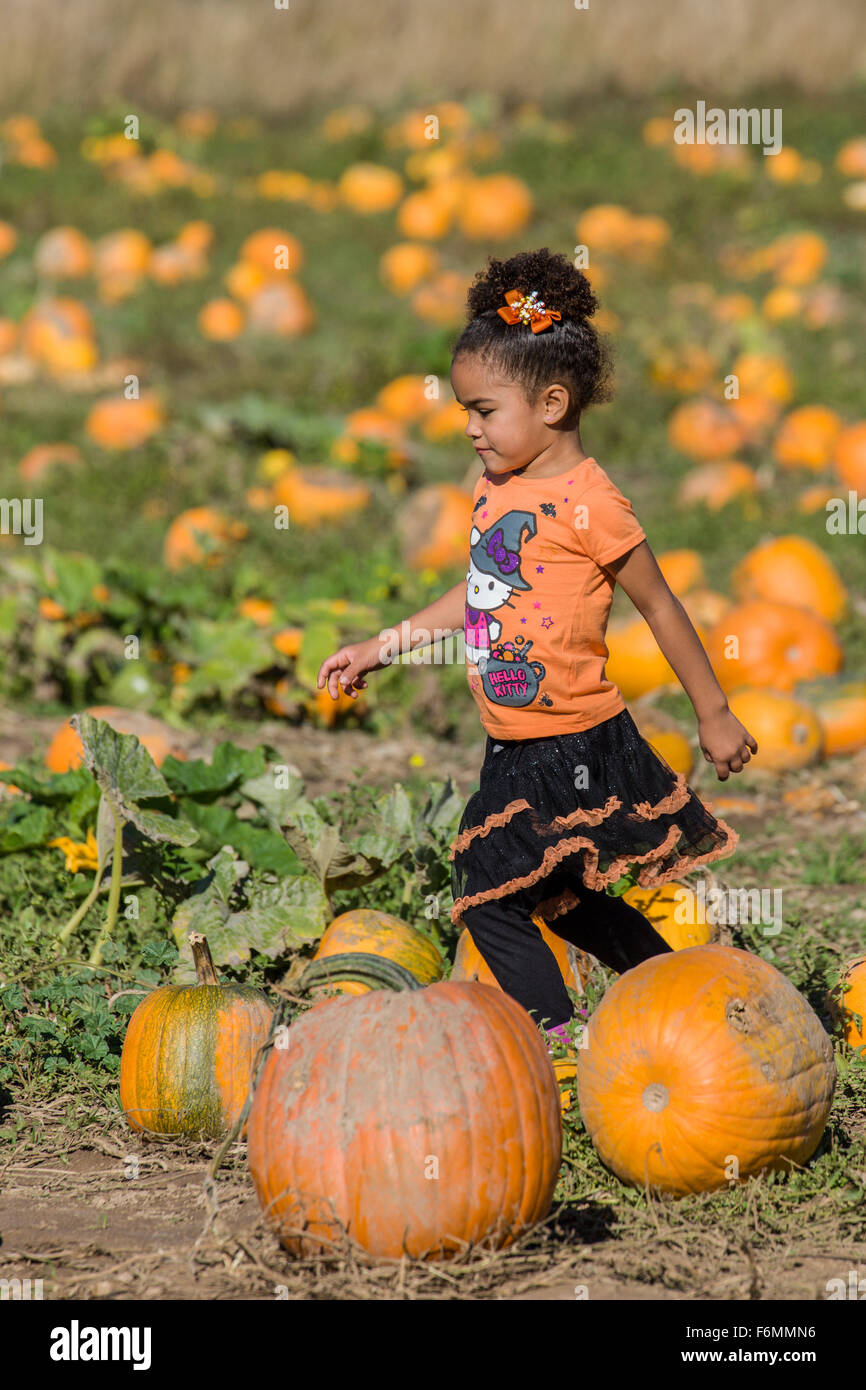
464;508;546;708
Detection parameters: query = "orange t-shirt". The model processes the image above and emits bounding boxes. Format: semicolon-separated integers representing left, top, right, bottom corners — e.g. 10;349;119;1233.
463;456;646;739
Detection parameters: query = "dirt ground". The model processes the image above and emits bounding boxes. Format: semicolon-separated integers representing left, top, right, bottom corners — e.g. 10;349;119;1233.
2;1110;863;1301
2;704;865;1301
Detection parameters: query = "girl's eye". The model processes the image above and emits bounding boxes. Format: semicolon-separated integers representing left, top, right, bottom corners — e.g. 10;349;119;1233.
478;409;491;418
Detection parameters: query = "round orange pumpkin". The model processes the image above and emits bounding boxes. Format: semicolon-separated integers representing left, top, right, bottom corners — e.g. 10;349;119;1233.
731;536;847;625
725;687;823;772
605;615;678;699
271;466;371;527
657;549;704;594
163;507;249;571
621;882;713;951
375;374;439;423
246;981;562;1259
397;483;474;572
411;270;471;326
85;393;165;450
246;280;316;336
457;174;533;240
667;399;745;461
379;241;440;295
45;706;187;773
338;162;404;214
310;909;445;999
198;298;245;340
120;934;273;1138
576;944;836;1194
795;678;866;757
773;405;843;471
396;189;454;240
239;228;305;275
705;600;843;693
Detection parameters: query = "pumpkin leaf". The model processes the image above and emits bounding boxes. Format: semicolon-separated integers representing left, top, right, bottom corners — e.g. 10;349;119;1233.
171;618;275;707
0;764;92;804
239;765;308;823
41;548;104;616
417;778;466;834
0;804;53;853
69;713;199;846
162;741;268;798
177;798;304;875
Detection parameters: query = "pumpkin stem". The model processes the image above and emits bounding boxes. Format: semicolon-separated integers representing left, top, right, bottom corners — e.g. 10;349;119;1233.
190;933;220;985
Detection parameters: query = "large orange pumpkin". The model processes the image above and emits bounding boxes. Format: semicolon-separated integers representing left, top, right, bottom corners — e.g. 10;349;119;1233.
656;549;704;594
45;707;188;773
731;352;794;405
705;600;843;693
396;188;454;240
725;688;823;772
120;934;273;1138
247;981;562;1259
397;483;473;572
731;536;847;625
827;956;866;1050
605;615;678;699
310;909;444;998
375;374;439;423
576;944;836;1195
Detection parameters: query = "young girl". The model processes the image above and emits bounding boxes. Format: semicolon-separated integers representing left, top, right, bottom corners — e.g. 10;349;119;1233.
317;247;757;1046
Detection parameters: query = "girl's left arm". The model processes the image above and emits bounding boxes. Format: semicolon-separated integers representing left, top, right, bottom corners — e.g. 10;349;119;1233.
605;542;758;780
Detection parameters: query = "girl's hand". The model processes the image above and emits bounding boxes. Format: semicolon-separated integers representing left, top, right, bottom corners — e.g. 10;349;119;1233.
317;637;388;700
698;707;758;781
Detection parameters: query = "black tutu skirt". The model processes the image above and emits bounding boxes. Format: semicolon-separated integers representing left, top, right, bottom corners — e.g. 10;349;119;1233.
449;707;739;928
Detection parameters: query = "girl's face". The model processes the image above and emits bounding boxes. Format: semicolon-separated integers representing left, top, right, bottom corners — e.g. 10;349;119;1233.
451;354;553;478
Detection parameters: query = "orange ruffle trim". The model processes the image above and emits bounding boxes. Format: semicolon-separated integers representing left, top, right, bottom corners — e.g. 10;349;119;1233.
449;772;692;858
450;816;740;925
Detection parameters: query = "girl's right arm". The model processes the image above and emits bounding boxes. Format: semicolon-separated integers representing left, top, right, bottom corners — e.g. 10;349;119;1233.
317;580;466;699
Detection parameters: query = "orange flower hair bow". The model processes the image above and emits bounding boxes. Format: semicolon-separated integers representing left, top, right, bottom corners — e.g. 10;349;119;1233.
497;288;562;333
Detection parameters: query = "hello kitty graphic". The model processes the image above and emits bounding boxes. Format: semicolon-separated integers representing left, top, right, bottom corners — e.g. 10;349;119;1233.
465;509;547;709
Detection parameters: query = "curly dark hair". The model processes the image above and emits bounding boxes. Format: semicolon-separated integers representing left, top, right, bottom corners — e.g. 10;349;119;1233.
451;247;613;424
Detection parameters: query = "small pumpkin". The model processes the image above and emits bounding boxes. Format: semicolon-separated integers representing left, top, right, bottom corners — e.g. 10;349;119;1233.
834;421;866;493
34;226;93;279
705;600;843;694
379;241;440;295
163;507;249;571
621;882;713;951
246;980;562;1259
18;443;82;482
198;298;245;340
239;228;305;275
397;483;474;572
726;687;823;773
731;535;847;625
411;270;471;326
396;189;454;240
677;461;760;511
667;399;744;461
120;934;273;1138
457;174;533;240
375;374;439;423
827;956;866;1050
246;280;316;336
271;465;371;526
310;909;445;998
85;393;165;450
657;549;704;594
576;944;836;1195
795;678;866;758
773;405;843;471
338;162;404;214
452;914;591;996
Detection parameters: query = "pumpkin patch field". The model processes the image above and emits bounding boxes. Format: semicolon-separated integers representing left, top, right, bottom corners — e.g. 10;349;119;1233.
0;91;865;1303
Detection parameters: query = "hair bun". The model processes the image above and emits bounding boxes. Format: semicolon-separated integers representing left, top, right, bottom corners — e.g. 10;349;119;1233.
465;247;598;325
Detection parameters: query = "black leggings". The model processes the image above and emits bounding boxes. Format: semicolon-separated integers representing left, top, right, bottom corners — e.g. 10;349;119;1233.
459;873;673;1029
